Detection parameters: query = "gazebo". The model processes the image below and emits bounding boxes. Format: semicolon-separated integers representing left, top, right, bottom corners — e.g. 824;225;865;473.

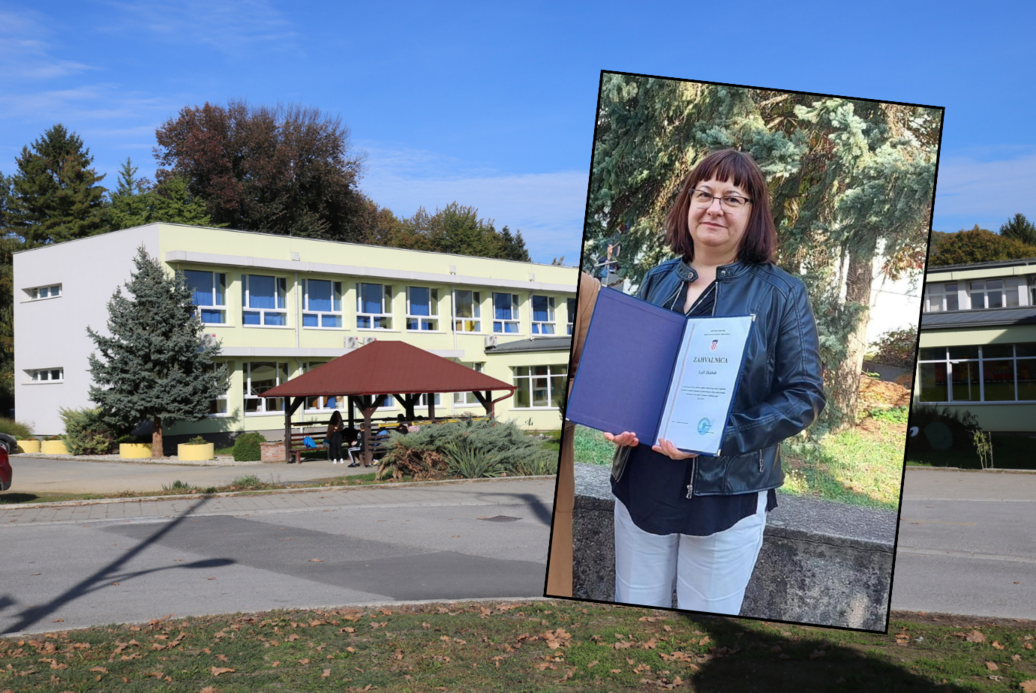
261;341;516;466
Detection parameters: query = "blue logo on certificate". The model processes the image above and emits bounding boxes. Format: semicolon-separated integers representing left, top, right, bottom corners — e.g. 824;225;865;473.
697;417;712;435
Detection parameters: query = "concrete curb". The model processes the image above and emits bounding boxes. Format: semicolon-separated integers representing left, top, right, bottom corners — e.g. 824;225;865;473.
1;474;558;510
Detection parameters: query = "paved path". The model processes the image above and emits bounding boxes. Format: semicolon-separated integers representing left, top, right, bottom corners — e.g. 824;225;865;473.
893;467;1036;619
0;478;556;635
8;454;367;495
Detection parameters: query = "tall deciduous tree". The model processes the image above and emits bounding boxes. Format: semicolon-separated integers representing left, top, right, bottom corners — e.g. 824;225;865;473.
87;247;229;458
154;101;365;240
394;202;531;261
999;213;1036;247
7;124;107;247
931;226;1036;266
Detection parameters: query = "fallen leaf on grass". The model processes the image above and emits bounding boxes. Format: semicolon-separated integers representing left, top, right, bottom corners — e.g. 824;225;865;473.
992;641;1005;649
210;666;235;676
271;661;280;667
809;650;826;659
216;654;228;662
299;659;310;665
322;669;330;678
89;667;107;674
201;688;216;693
966;630;986;643
587;660;598;668
345;647;356;653
1020;681;1036;693
1027;643;1034;650
534;662;557;670
286;634;299;642
1014;654;1023;661
985;661;999;671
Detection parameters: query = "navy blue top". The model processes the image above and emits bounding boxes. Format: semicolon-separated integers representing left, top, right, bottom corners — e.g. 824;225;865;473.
611;280;777;537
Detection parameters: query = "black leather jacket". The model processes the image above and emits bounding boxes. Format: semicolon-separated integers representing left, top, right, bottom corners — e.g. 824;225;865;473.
615;257;826;496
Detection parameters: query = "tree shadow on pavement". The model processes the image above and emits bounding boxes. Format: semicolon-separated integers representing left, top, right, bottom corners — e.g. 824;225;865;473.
0;497;237;634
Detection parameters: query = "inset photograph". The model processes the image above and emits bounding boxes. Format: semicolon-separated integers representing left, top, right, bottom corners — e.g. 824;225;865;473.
546;71;943;632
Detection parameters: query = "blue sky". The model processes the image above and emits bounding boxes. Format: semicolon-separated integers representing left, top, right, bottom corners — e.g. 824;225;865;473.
2;1;1034;263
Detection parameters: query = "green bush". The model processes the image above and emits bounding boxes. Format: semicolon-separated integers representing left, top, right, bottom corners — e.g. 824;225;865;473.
377;419;554;479
58;407;125;455
186;435;208;445
232;432;266;462
0;418;34;440
870;327;918;369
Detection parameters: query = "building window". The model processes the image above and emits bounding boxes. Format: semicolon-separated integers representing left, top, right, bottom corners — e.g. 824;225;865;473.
243;275;288;326
567;298;576;335
493;293;520;333
209;363;229;416
512;365;567;408
357;283;393;330
185;270;227;324
28;284;62;300
243;362;288;414
29;368;63;383
969;280;1016;310
1028;276;1036;305
300;362;345;411
417;393;441;408
303;279;343;328
454;290;481;332
406;287;439;331
532;295;556;335
917;343;1036;403
454;362;484;405
924;283;958;313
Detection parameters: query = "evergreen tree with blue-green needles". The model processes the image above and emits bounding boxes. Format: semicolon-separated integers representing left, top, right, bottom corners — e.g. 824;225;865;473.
87;246;229;458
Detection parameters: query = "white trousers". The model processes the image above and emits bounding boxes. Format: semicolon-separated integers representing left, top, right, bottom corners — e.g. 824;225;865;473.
613;492;767;615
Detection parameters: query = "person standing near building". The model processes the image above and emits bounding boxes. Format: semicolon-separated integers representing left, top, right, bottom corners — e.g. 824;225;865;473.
326;410;345;464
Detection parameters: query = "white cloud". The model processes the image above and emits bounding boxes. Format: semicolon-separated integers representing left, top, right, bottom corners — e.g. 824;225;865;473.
934;150;1036;218
100;0;298;54
358;143;587;264
0;9;92;82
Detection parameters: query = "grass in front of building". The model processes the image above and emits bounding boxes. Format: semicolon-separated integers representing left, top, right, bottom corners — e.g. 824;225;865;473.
3;600;1035;692
573;406;906;511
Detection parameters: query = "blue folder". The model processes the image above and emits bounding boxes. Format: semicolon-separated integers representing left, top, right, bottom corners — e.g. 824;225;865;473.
566;287;751;456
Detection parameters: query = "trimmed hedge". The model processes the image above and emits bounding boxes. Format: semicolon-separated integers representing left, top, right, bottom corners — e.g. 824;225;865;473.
232;432;267;462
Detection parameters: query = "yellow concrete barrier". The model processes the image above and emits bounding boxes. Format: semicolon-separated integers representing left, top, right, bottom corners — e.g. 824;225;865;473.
41;440;68;455
177;442;214;461
119;443;152;459
17;439;40;453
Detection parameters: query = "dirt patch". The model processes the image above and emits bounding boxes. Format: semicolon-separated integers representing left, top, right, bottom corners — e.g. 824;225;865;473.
860;376;911;408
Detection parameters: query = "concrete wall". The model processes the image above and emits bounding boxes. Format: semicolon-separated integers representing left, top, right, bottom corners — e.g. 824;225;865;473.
570;464;896;632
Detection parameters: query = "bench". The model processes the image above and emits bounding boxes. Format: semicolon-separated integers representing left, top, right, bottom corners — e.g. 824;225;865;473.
287;427;327;464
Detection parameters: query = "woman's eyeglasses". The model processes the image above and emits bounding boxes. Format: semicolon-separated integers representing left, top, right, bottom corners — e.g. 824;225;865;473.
690;189;751;211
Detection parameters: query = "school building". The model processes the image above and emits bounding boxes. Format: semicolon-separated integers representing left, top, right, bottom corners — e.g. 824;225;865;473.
13;223;578;441
917;256;1036;431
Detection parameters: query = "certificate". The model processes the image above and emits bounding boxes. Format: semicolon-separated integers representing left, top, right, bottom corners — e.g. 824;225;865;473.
566;287;753;456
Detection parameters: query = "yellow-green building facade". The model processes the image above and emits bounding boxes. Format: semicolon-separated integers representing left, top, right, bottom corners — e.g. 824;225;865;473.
14;223;578;440
917;256;1036;431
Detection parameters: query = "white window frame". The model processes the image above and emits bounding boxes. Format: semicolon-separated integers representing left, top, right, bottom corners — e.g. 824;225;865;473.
243;361;289;415
28;368;64;383
302;279;343;329
969;279;1016;310
185;270;228;325
531;295;556;335
300;361;346;412
454;362;485;405
512;364;568;409
924;283;958;313
242;274;288;326
453;290;481;333
27;284;62;301
357;283;393;330
1027;276;1036;306
208;363;230;417
917;343;1036;404
406;286;439;331
493;293;520;334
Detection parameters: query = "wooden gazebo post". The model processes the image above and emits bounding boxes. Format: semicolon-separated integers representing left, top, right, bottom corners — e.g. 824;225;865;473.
356;394;380;468
472;390;495;418
284;396;306;463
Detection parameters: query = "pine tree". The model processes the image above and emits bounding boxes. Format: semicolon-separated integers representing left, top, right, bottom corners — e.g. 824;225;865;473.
8;124;107;247
109;158;214;230
87;247;229;458
999;213;1036;247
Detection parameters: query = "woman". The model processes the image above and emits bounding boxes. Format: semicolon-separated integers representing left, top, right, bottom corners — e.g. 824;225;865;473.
605;149;825;615
326;410;345;465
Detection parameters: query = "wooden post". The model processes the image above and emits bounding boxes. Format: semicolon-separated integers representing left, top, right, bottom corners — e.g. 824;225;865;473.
284;396;306;463
358;394;381;467
473;391;495;419
428;393;436;422
348;396;355;429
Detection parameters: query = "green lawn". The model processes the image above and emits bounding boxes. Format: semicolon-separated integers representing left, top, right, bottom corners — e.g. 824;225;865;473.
3;600;1035;692
572;407;907;511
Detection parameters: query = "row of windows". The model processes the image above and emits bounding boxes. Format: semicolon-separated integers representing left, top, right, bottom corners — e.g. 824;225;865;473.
918;344;1036;403
185;270;574;335
27;284;62;301
924;279;1036;313
226;360;567;415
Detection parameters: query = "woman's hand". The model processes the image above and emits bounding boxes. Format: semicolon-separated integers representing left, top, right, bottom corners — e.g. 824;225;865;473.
603;431;639;447
652;437;699;461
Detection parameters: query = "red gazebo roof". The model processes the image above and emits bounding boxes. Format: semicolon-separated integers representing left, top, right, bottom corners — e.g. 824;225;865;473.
261;340;515;399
